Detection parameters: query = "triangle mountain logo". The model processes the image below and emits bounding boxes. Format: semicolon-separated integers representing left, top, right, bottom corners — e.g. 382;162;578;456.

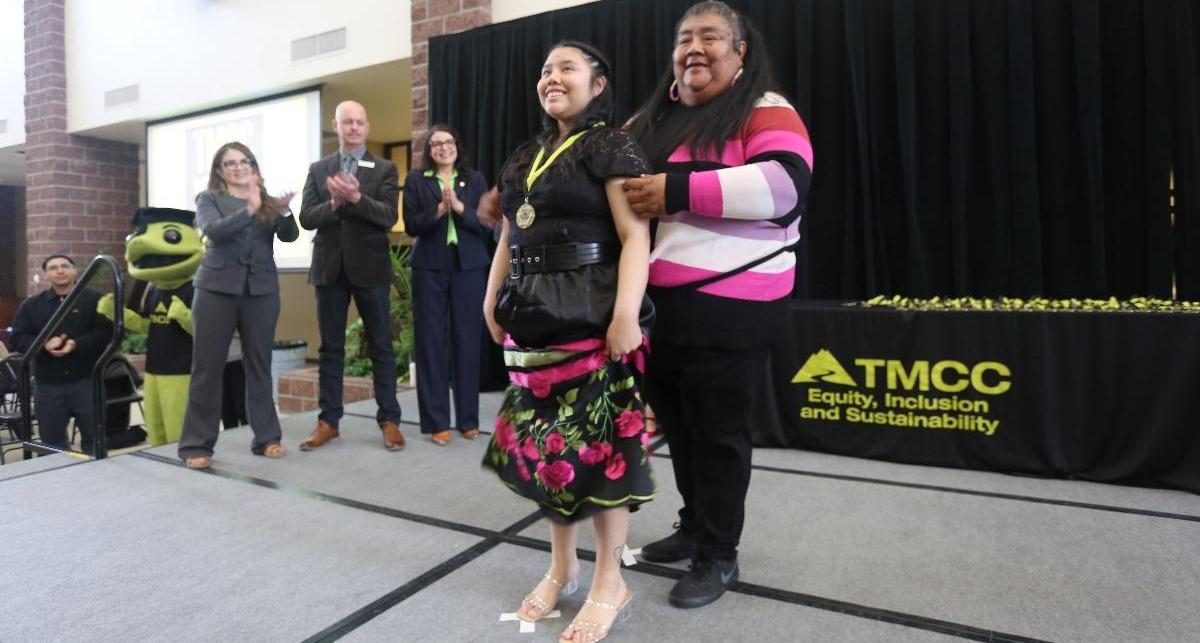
792;349;857;387
154;302;168;313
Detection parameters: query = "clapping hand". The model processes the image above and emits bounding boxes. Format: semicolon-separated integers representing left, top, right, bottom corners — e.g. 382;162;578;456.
622;173;668;219
476;187;502;228
272;191;296;214
327;173;361;209
443;187;464;215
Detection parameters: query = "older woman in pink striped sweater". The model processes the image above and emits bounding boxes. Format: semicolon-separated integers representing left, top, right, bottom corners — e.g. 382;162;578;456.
623;0;813;611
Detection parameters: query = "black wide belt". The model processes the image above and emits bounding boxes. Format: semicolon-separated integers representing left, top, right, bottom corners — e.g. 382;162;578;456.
508;242;618;279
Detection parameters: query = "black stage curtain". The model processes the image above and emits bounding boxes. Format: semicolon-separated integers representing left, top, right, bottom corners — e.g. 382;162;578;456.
430;0;1200;300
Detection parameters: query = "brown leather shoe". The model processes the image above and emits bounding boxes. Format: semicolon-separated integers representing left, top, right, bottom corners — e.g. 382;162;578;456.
300;420;339;451
380;421;406;451
431;430;452;446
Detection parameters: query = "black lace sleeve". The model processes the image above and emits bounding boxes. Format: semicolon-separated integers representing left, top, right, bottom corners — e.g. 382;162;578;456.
582;127;652;180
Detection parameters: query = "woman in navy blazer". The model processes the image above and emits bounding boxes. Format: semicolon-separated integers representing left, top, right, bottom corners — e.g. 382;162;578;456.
402;124;490;445
178;142;298;469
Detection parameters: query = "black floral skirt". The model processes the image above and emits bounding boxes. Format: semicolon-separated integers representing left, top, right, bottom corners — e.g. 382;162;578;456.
482;336;656;523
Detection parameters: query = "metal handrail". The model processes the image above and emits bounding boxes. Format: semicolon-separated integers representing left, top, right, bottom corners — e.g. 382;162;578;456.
17;255;124;460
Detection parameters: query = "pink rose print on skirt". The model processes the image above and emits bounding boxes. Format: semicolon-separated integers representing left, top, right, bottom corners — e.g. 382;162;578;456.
520;436;540;461
615;409;645;438
494;417;517;453
514;454;532;481
544;432;566;455
537;459;576;491
578;441;612;466
530;379;552;398
604;453;627;480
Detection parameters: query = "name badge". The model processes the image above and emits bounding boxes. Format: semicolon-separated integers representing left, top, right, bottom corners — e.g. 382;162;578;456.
358;160;376;169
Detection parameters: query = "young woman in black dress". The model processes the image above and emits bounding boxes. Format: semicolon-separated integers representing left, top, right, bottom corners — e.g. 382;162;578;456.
481;41;656;642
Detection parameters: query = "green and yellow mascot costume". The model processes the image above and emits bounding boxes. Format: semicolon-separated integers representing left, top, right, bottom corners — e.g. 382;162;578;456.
99;207;203;446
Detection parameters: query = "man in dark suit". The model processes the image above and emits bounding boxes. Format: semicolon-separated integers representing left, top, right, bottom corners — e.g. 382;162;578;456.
298;100;404;451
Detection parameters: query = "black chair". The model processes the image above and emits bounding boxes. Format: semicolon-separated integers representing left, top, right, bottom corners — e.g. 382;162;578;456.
0;354;33;464
69;354;147;452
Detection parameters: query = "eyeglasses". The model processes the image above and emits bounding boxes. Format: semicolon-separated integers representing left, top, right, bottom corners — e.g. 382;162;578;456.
430;140;456;150
221;158;254;169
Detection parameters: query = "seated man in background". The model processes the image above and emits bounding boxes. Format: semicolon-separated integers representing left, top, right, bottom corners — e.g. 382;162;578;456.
10;254;113;452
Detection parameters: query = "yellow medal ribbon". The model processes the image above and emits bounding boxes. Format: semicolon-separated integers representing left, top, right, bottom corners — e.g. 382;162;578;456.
517;122;603;229
524;121;605;194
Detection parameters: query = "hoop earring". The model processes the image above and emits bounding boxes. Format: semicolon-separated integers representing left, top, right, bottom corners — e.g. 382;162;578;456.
732;67;744;86
669;80;680;102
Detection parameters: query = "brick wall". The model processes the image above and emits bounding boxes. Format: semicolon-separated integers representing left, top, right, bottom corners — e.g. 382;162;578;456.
277;367;381;415
410;0;491;167
24;0;139;294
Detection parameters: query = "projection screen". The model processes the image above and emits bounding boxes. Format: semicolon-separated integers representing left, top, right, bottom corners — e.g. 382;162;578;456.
147;88;321;270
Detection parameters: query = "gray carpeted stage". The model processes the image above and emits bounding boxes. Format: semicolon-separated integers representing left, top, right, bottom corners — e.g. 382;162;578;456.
2;389;1198;642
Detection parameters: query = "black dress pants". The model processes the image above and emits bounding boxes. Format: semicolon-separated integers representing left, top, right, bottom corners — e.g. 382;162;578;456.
411;264;487;434
315;272;400;427
645;340;768;561
34;378;95;452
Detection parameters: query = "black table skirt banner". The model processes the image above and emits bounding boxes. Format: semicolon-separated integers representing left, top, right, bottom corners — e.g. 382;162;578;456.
749;302;1200;494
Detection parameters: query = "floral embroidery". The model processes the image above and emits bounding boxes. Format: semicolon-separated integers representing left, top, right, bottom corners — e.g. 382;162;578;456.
615;409;644;438
537;459;575;491
604;453;626;480
579;440;612;465
519;436;539;461
484;344;655;518
494;417;517;453
515;454;532;481
530;380;552;398
545;432;566;454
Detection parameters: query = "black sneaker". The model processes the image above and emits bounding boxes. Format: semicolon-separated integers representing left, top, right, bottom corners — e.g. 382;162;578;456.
668;557;739;609
638;522;697;563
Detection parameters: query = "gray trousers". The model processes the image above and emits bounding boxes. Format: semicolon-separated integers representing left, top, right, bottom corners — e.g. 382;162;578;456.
179;287;281;459
35;378;95;451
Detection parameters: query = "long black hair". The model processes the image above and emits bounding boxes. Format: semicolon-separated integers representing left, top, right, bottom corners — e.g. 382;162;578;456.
500;40;615;185
418;123;473;175
628;1;778;161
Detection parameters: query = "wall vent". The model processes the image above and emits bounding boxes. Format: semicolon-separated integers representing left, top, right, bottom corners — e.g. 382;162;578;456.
0;119;7;135
292;27;347;61
104;84;140;108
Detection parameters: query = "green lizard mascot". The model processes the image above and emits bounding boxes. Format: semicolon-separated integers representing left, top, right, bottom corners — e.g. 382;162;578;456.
99;207;203;446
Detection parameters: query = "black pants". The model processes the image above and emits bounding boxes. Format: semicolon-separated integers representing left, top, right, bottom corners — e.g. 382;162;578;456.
34;378;95;452
315;272;400;427
645;341;767;561
411;265;487;434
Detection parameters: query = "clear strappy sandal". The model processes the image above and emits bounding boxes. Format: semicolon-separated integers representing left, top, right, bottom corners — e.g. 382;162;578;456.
559;590;633;643
518;572;579;622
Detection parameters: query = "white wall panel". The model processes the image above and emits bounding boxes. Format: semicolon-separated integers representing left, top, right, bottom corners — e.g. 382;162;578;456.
0;0;26;149
492;0;596;23
65;0;411;134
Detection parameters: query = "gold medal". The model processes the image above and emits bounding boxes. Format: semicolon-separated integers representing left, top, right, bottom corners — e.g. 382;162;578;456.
516;201;536;229
518;122;604;231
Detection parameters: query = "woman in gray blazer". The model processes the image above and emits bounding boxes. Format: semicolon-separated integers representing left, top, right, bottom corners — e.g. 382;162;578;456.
178;142;298;469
